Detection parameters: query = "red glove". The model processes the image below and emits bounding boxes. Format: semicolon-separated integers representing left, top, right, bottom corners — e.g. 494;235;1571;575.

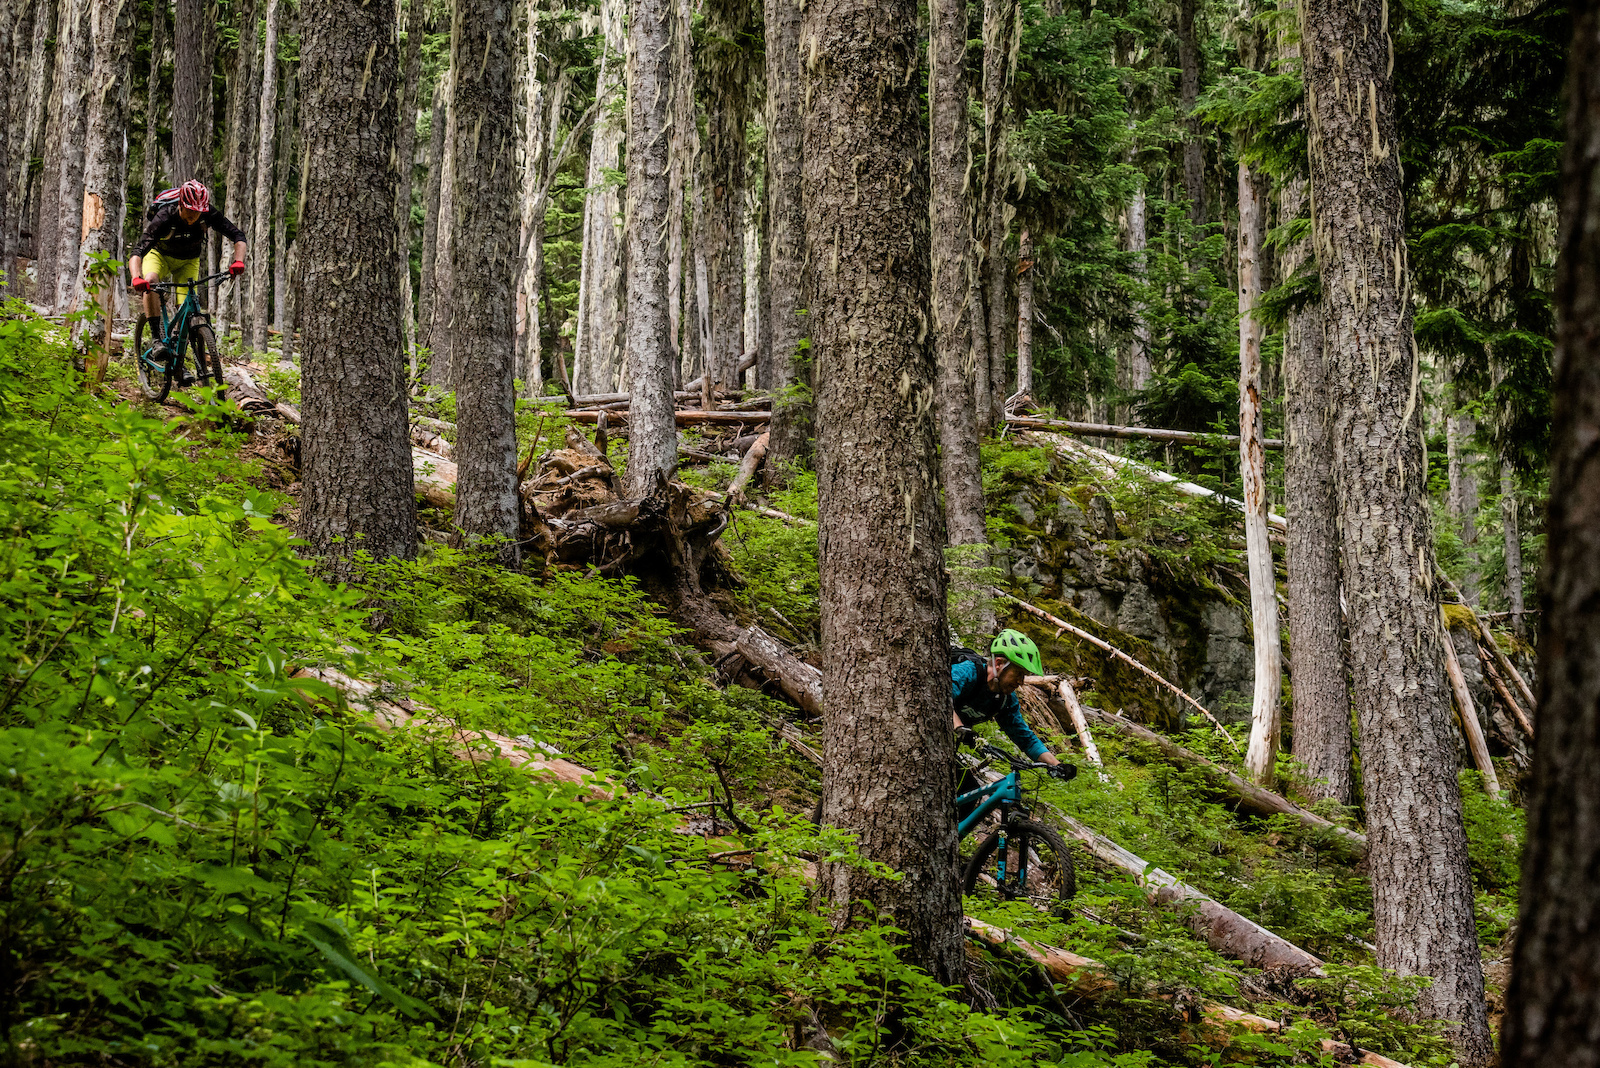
130;277;151;292
229;260;246;277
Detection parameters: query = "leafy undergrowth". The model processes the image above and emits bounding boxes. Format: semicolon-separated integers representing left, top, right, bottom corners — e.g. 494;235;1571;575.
0;307;1521;1067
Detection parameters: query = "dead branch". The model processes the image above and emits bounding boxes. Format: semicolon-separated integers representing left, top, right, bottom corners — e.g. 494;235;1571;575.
727;431;770;504
1439;574;1537;717
1055;678;1106;770
1440;621;1501;798
995;589;1238;751
1479;646;1535;737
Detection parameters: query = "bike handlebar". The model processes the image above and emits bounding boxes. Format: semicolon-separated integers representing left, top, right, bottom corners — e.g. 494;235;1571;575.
147;271;236;293
976;742;1050;772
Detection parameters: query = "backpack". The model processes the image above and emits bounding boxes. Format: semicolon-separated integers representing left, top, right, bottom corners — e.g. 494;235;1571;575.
145;187;183;220
949;644;986;671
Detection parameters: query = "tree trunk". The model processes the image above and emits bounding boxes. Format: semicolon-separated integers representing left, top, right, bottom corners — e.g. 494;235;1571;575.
1301;0;1492;1057
969;262;991;428
171;0;207;182
980;0;1014;424
573;0;625;394
272;48;296;335
1127;176;1151;392
515;6;552;398
931;0;987;572
394;0;424;366
141;0;164;206
622;0;674;498
221;0;259;337
0;0;13;299
763;0;808;468
1281;173;1352;806
699;0;750;388
298;0;417;576
1500;460;1524;636
1446;407;1480;605
18;0;56;266
71;0;132;356
805;0;964;985
418;75;446;381
670;0;696;382
2;0;37;292
248;0;280;353
1176;0;1203;226
34;0;74;306
51;0;93;312
1500;2;1600;1053
431;65;456;387
1014;229;1034;398
450;0;519;552
282;237;297;363
1238;164;1281;787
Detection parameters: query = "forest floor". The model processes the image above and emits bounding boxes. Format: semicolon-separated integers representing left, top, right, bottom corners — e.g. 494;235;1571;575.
4;324;1523;1067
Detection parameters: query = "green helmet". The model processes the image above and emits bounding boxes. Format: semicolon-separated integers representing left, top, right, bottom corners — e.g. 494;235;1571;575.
991;629;1043;676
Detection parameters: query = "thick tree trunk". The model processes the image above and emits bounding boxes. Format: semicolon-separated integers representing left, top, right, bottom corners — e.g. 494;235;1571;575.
34;0;75;306
699;0;750;389
1501;3;1600;1055
141;0;164;206
980;0;1014;422
1126;176;1151;392
2;0;35;292
298;0;417;575
1176;0;1204;226
223;0;260;335
171;0;207;182
621;0;674;498
573;0;625;393
805;0;964;984
418;75;446;380
931;0;987;559
1014;229;1034;398
248;0;280;353
969;264;991;428
16;0;52;265
1302;0;1492;1057
450;0;519;551
71;0;132;358
515;9;554;398
431;67;456;387
1238;164;1281;787
763;0;808;468
51;0;93;312
1281;174;1352;806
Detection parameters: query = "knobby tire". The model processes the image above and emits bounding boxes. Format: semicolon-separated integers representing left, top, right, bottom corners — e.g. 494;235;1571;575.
963;818;1076;910
133;316;173;402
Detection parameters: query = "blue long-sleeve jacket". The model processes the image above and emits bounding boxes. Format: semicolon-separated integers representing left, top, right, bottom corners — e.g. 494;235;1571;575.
950;659;1048;760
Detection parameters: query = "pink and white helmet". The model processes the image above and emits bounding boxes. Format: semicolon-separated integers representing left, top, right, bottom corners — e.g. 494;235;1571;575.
178;179;210;213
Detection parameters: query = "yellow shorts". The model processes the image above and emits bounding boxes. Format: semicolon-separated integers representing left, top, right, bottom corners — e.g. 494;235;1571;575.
142;249;200;301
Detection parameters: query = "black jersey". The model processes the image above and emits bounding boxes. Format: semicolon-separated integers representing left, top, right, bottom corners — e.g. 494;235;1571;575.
131;203;247;260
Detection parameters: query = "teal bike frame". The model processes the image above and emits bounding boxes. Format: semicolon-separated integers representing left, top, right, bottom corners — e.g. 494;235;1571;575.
955;743;1046;839
139;271;229;379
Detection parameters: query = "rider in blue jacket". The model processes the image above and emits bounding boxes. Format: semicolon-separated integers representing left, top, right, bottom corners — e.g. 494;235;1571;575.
953;629;1072;777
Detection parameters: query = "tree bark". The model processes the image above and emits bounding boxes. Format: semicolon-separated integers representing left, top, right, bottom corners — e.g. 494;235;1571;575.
1176;0;1204;226
1446;407;1480;604
16;0;53;266
763;0;808;469
1280;173;1352;806
221;0;259;335
1238;164;1282;787
71;0;132;355
0;0;13;299
699;0;750;389
34;0;79;307
1500;459;1524;636
1301;0;1492;1056
621;0;675;498
931;0;989;632
272;48;296;334
1126;176;1151;391
573;0;626;393
805;0;964;984
395;0;425;359
298;0;417;576
449;0;519;553
171;0;207;183
141;0;164;206
418;75;446;379
248;0;280;352
51;0;93;312
980;0;1015;423
1015;229;1034;398
1501;3;1600;1053
430;65;456;387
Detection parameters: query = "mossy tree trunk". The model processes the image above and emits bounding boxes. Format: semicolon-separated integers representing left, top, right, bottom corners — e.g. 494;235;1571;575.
1302;0;1492;1058
806;0;965;984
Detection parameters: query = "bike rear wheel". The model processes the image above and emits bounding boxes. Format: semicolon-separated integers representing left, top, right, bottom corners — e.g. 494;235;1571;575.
963;818;1076;910
190;323;226;403
133;317;173;402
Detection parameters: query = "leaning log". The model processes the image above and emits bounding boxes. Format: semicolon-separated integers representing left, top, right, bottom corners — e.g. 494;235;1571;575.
734;624;823;719
966;921;1410;1067
1440;620;1501;799
1080;707;1368;859
727;431;770;503
1440;574;1537;717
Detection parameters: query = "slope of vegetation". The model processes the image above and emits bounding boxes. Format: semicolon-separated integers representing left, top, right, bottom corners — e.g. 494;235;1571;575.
1;311;1521;1066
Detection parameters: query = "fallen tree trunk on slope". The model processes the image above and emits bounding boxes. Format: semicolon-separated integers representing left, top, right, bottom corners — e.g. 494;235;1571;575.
1076;706;1368;860
966;921;1410;1067
727;431;769;503
1440;621;1502;799
565;408;772;426
1004;416;1285;451
734;624;822;719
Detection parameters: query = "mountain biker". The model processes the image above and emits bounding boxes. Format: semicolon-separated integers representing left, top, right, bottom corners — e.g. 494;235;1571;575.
127;180;247;322
953;629;1075;782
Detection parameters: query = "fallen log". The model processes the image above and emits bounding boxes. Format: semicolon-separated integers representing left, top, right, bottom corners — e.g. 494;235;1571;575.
1479;646;1535;737
966;921;1410;1067
1051;811;1323;972
566;408;773;426
704;490;814;526
995;589;1239;751
734;624;823;719
1005;416;1285;451
727;431;769;503
1440;620;1501;799
1055;678;1106;769
1080;707;1367;859
221;366;302;423
1440;575;1537;719
411;423;453;458
412;448;457;509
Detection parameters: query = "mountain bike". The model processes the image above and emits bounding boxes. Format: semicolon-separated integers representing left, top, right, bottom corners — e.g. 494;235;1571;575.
134;272;231;403
958;741;1077;910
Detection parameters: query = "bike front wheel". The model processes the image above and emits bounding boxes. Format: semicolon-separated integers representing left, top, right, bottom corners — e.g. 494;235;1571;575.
133;317;173;402
963;818;1076;911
